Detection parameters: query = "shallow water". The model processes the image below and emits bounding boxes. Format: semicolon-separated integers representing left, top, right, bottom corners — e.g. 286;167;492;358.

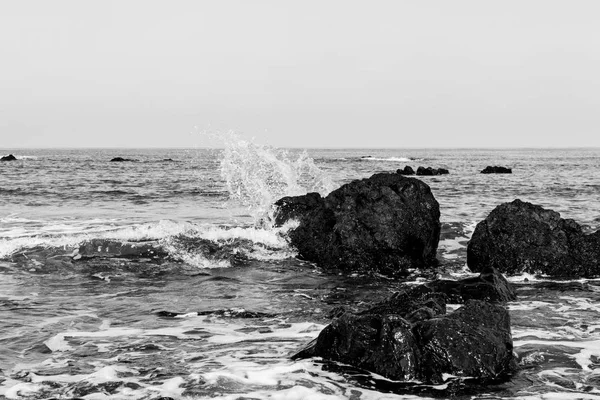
1;144;600;399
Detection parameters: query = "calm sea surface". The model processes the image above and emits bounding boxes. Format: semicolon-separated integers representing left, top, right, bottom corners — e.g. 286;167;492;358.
1;144;600;399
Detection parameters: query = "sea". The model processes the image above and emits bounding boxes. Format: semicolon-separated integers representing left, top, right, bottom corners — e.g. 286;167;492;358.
1;138;600;399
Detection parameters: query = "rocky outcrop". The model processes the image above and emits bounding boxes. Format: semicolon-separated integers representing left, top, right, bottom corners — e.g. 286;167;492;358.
481;166;512;174
274;172;441;277
293;293;516;384
396;166;415;175
1;154;17;161
416;166;449;176
467;199;600;277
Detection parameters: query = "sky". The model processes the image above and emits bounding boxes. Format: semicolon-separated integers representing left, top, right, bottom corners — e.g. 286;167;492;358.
1;1;600;149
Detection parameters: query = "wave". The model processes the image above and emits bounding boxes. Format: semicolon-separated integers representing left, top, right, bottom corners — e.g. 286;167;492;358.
0;219;298;268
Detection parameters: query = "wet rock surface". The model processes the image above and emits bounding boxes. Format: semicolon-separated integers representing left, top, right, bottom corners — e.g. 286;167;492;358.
468;199;600;277
274;172;441;277
293;293;516;384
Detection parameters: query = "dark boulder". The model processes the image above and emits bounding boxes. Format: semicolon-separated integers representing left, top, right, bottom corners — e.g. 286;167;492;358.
293;295;516;384
110;157;137;162
416;166;449;176
467;199;600;277
396;166;415;175
1;154;17;161
481;166;512;174
274;172;441;277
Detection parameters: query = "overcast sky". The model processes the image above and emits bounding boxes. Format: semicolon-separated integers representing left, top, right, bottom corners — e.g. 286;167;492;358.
1;1;600;148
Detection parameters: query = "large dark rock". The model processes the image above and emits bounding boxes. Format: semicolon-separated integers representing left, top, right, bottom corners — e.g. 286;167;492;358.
467;199;600;277
274;172;441;277
416;166;449;176
293;295;516;384
1;154;17;161
481;166;512;174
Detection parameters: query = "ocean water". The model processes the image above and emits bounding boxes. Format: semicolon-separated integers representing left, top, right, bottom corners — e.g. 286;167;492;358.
1;142;600;399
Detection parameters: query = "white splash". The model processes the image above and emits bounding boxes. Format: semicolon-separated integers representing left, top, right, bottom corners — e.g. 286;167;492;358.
218;131;334;223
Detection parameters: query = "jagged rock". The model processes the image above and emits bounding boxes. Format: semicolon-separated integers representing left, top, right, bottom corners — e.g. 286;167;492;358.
481;166;512;174
1;154;17;161
467;199;600;277
396;166;415;175
293;295;516;384
416;166;449;176
274;172;441;277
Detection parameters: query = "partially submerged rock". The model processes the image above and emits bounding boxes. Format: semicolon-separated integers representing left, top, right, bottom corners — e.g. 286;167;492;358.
410;267;517;304
396;166;415;175
481;166;512;174
416;166;449;176
110;157;137;162
467;199;600;277
293;295;516;384
274;172;441;277
76;239;167;260
1;154;17;161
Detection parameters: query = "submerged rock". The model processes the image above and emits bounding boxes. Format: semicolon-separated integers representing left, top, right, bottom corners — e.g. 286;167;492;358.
467;199;600;277
1;154;17;161
481;166;512;174
76;239;167;260
293;294;516;384
396;165;415;175
274;172;440;277
416;166;449;176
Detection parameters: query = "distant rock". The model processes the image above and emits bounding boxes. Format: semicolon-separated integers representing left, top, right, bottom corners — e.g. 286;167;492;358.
274;173;440;277
293;294;516;384
416;166;449;176
110;157;137;162
1;154;17;161
481;166;512;174
467;199;600;277
396;165;415;175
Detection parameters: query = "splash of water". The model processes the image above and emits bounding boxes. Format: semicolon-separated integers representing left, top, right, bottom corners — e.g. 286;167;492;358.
218;132;334;223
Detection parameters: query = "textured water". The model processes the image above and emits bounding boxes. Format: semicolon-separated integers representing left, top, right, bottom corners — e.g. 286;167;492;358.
1;144;600;399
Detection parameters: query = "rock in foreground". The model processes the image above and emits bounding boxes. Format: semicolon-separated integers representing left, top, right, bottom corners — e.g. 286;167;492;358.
293;294;516;384
481;166;512;174
274;172;441;277
468;199;600;277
